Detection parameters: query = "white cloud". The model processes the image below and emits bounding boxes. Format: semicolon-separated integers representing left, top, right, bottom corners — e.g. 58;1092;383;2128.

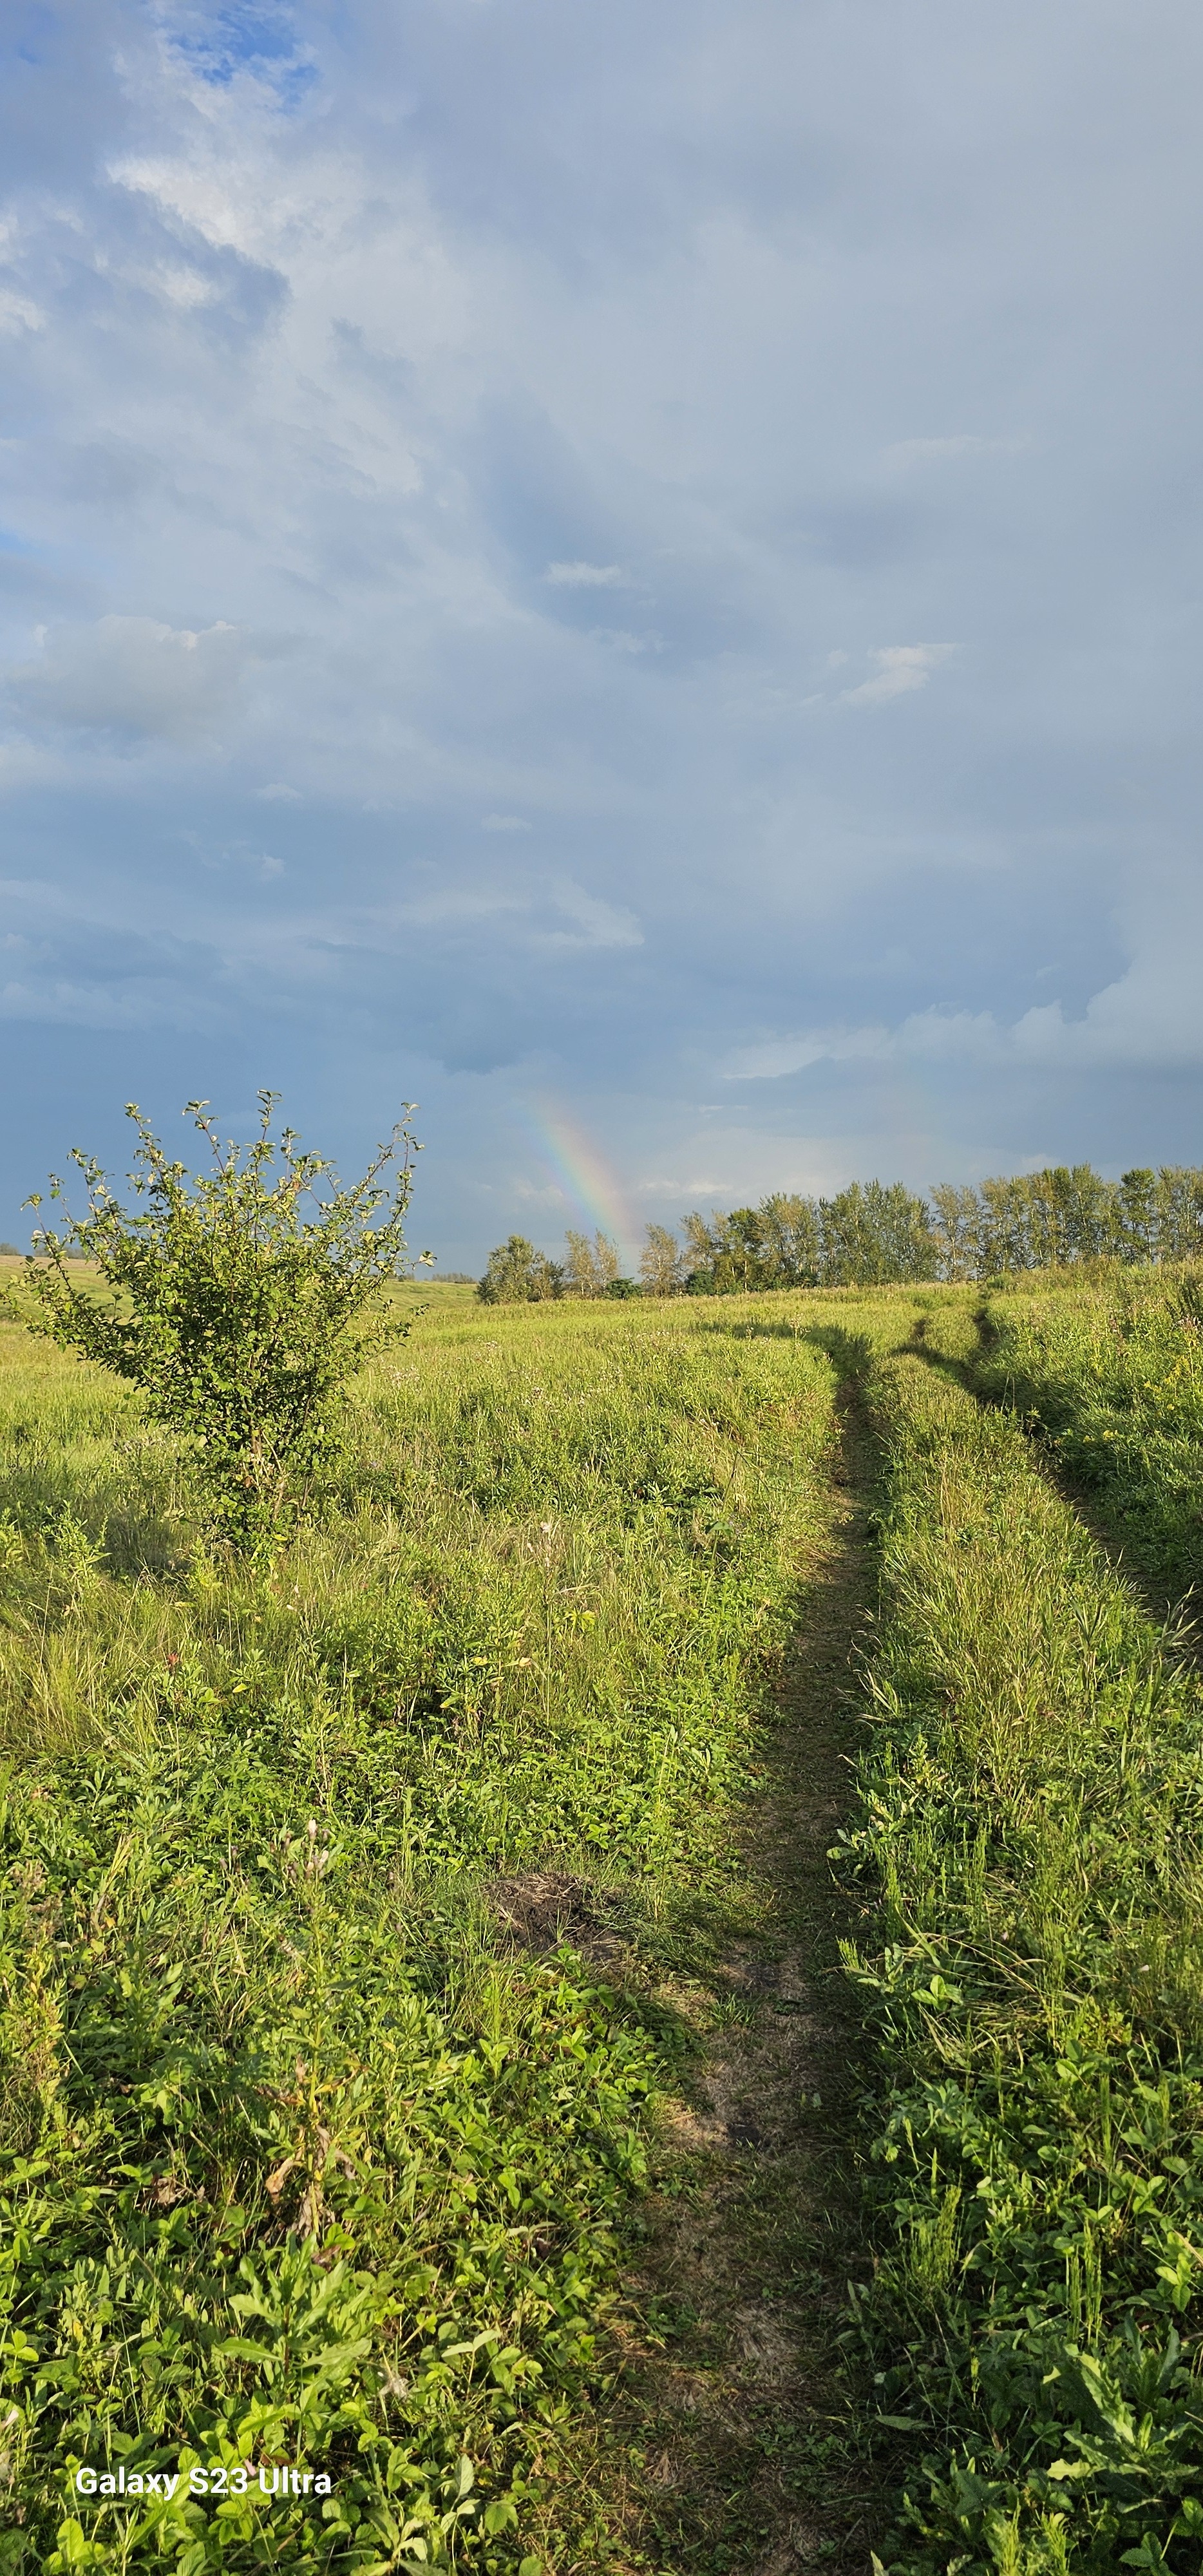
8;618;251;743
127;262;219;311
721;923;1203;1086
393;877;640;950
255;782;302;802
884;434;1031;467
1009;922;1203;1070
590;627;665;655
545;562;624;588
403;886;526;929
0;289;44;336
723;1036;832;1079
481;813;530;832
840;645;954;707
108;156;252;254
543;882;643;949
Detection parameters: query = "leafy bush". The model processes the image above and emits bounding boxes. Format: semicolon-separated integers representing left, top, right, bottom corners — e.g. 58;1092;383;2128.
23;1096;428;1548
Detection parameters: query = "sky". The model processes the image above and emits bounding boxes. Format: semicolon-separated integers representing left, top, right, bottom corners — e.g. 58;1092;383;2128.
1;0;1201;1271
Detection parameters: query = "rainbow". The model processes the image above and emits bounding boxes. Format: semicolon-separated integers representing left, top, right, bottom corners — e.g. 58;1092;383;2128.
517;1098;636;1267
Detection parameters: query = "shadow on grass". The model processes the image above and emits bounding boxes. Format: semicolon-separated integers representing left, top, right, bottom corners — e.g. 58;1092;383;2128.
900;1302;1203;1652
0;1452;182;1577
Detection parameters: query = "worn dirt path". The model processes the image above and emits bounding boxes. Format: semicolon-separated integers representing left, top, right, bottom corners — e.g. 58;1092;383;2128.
603;1387;884;2576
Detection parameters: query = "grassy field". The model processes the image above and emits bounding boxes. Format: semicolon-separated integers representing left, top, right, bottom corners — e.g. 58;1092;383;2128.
0;1291;842;2573
5;1269;1203;2573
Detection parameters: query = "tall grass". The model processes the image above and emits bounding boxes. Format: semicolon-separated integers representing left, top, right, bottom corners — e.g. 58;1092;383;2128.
969;1273;1203;1609
19;1265;1203;2575
844;1350;1203;2575
0;1295;837;2571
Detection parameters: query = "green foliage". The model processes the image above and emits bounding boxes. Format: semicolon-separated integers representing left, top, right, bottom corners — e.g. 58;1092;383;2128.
652;1165;1203;1296
0;1291;837;2567
638;1224;684;1297
678;1183;934;1291
935;1164;1203;1278
476;1239;564;1305
820;1181;936;1287
23;1097;427;1548
562;1231;619;1297
842;1345;1203;2574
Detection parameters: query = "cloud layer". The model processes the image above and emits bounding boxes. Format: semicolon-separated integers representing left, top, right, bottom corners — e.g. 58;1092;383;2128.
0;1;1200;1262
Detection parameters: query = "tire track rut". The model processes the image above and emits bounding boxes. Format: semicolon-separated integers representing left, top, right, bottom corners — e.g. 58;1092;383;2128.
609;1387;884;2576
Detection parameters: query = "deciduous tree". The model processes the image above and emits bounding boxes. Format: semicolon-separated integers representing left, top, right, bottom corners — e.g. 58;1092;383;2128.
478;1236;564;1303
639;1224;684;1296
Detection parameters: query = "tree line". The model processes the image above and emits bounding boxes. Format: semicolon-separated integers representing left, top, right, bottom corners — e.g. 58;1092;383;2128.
478;1164;1203;1300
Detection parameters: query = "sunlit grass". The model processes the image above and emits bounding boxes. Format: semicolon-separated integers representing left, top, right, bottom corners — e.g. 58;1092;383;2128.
16;1265;1203;2571
0;1289;840;2570
971;1267;1203;1607
844;1346;1203;2574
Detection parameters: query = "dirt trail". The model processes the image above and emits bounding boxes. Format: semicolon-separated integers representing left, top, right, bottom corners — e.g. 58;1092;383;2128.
609;1388;883;2575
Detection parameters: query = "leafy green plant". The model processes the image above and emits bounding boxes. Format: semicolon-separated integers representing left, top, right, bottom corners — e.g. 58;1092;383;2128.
23;1094;429;1546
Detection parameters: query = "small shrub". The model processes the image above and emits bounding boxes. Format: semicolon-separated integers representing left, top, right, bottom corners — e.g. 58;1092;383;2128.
23;1094;429;1546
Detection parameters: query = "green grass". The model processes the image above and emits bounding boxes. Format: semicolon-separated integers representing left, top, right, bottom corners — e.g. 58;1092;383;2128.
842;1343;1203;2575
963;1271;1203;1611
12;1265;1203;2575
0;1294;838;2572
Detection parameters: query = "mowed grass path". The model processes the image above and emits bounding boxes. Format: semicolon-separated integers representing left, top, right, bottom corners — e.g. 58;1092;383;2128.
0;1291;844;2573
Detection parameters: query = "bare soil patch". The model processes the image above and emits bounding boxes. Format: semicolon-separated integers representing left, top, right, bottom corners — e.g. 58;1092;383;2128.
489;1868;628;1963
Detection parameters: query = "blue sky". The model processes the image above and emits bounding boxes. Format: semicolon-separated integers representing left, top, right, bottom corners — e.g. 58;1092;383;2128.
1;0;1201;1268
